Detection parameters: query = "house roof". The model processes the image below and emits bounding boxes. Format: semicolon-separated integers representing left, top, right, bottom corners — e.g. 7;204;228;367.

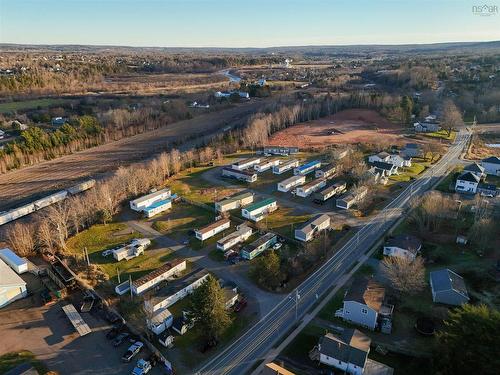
0;259;26;287
405;143;420;149
430;269;469;299
377;152;390;159
132;259;185;288
246;232;276;250
463;163;485;174
263;362;296;375
217;191;253;206
319;329;370;368
373;161;395;171
196;218;230;235
223;167;256;177
478;183;497;191
457;171;480;183
150;268;209;302
385;234;422;254
233;157;260;166
300;178;326;191
297;214;330;235
344;278;385;312
244;198;276;213
482;156;500;165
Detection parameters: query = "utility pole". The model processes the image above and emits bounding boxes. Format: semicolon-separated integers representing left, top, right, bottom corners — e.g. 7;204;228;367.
129;274;133;299
84;247;90;266
117;267;121;284
295;289;300;320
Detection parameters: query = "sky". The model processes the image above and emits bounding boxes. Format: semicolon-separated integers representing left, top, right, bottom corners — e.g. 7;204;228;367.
1;0;499;47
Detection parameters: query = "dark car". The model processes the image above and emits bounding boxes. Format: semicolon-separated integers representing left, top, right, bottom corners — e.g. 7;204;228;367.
106;326;122;340
233;298;247;312
112;332;130;347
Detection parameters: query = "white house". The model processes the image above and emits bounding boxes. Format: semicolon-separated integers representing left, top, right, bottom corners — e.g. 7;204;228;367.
216;224;252;251
295;214;330;242
130;188;171;212
315;164;337;179
368;152;390;164
293;160;321;175
0;248;28;274
277;175;306;192
215;192;254;212
383;234;422;260
335;278;389;330
387;154;411;168
113;238;151;261
296;178;327;197
371;161;398;177
318;329;370;375
480;156;500;176
222;167;258;183
0;259;27;308
254;158;280;172
273;159;299;174
241;198;277;222
147;307;174;335
131;259;187;295
195;218;231;241
414;121;440;133
145;268;209;313
455;172;480;194
231;157;261;171
336;187;368;210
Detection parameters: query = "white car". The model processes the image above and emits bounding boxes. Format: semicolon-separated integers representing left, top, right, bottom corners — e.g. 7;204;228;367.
273;243;283;250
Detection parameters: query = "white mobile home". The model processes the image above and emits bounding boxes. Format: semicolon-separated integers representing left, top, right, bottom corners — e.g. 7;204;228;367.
131;259;187;295
314;181;347;203
240;233;278;260
143;199;172;218
273;159;299;174
217;224;252;251
145;268;209;313
130;188;171;212
254;158;280;172
0;259;27;308
295;214;331;242
222;167;257;183
231;157;261;171
195;218;231;241
241;198;277;222
336;187;368;210
277;175;306;192
147;307;173;335
296;178;327;197
262;146;299;156
113;238;151;261
315;164;337;179
294;160;321;176
215;192;254;212
0;248;28;274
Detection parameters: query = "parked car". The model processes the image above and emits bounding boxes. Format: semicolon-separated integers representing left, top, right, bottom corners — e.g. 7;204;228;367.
272;243;282;250
122;341;144;362
234;298;247;312
106;324;124;340
132;359;151;375
113;332;130;347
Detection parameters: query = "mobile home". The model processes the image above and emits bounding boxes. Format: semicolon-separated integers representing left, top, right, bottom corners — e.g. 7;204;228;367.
142;199;172;218
241;198;277;222
254;158;281;172
222;167;257;183
195;218;231;241
294;160;321;176
0;259;27;308
130;188;172;212
216;224;253;251
336;187;368;210
295;214;331;242
315;164;337;179
277;175;306;192
296;178;327;197
0;248;28;274
231;157;261;171
262;146;299;156
215;192;254;212
314;181;347;203
240;233;278;260
113;238;151;261
131;259;187;295
273;159;299;174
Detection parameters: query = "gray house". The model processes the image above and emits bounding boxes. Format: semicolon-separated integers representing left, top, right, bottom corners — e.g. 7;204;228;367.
401;143;424;158
430;269;469;306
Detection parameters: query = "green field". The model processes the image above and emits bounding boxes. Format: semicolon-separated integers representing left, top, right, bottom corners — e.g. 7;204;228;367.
423;129;457;141
264;207;311;238
0;98;74;113
0;351;47;374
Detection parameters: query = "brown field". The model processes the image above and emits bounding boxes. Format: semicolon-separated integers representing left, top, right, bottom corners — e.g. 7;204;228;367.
268;109;405;148
467;123;500;160
0;100;267;212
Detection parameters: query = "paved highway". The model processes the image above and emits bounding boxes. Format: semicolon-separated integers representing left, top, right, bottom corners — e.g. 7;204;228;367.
196;129;471;375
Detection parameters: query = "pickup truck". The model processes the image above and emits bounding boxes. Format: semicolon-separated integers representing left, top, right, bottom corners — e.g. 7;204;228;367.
122;341;144;362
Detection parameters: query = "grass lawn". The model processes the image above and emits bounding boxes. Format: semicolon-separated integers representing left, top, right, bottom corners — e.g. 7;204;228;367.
317;288;346;321
423;129;457;141
0;351;48;374
0;98;74;113
435;166;463;192
66;222;172;283
389;162;427;183
281;323;325;363
264;207;311;238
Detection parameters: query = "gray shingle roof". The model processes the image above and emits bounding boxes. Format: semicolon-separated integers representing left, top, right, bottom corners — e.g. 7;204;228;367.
430;269;469;298
319;329;370;368
482;156;500;165
457;171;480;183
463;163;485;174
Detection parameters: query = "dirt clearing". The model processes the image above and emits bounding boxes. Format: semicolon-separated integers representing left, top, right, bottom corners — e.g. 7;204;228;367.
268;109;405;148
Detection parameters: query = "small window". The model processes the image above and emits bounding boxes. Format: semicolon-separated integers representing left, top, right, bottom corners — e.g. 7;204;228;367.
362;308;368;314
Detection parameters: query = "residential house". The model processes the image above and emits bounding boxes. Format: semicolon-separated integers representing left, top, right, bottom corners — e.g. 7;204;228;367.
240;233;278;260
0;259;27;308
455;172;480;194
368;152;390;164
336;278;392;330
262;362;296;375
231;157;261;170
477;183;497;197
430;269;469;306
145;268;210;313
414;121;440;132
295;214;330;242
371;161;398;177
147;307;173;335
222;284;239;309
194;218;231;241
463;163;485;179
273;159;299;174
296;178;327;197
241;198;277;222
254;158;280;173
222;167;258;183
480;156;500;176
387;154;411;168
336;187;368;210
262;146;299;156
277;175;306;192
383;234;422;260
315;164;337;179
130;188;171;212
293;160;321;176
317;329;370;375
131;259;187;295
216;224;252;251
112;238;151;261
401;143;424;158
215;192;254;212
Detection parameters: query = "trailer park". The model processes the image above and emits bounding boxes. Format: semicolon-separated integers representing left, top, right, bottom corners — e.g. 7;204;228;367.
1;141;499;374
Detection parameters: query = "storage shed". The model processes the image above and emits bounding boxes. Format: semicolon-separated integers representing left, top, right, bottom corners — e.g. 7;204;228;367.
0;248;28;274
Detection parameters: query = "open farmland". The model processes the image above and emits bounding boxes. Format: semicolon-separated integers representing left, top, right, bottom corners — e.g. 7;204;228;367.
467;122;500;159
268;109;405;148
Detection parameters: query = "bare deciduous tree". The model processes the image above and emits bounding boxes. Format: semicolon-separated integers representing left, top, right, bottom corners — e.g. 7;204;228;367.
6;222;36;257
382;256;426;295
